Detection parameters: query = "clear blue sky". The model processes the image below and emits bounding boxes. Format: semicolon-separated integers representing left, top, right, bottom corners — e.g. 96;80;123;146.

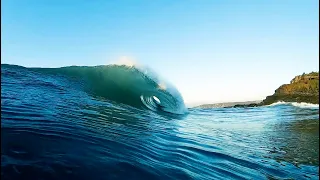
1;0;319;106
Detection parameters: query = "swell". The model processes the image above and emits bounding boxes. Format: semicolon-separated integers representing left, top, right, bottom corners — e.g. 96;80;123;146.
2;63;318;179
1;64;187;115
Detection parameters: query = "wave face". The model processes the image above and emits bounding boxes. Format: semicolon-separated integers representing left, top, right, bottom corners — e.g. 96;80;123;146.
1;64;319;180
2;64;187;115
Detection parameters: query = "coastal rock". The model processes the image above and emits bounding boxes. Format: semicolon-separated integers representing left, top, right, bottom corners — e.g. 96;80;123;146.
231;103;259;108
196;72;318;108
260;72;319;105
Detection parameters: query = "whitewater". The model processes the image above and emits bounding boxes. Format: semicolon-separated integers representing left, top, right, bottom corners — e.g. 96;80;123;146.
1;64;319;180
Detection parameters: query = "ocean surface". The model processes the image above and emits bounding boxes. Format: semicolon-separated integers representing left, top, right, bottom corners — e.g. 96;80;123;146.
1;64;319;180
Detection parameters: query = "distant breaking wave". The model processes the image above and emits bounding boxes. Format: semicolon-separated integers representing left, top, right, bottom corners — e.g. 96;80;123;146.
267;101;319;109
1;64;187;115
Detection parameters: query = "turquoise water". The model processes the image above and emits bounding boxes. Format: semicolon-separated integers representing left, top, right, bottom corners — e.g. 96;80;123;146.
1;64;319;180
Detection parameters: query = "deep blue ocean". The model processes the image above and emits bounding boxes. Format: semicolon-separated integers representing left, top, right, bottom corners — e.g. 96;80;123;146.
1;64;319;180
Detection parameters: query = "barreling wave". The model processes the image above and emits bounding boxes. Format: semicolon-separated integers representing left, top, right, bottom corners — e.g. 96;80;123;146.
267;101;319;109
2;64;187;115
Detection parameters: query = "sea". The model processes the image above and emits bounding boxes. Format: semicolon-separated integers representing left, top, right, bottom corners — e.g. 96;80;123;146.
1;64;319;180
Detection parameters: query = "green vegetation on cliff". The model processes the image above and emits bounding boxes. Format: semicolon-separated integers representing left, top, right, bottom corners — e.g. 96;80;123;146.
261;71;319;105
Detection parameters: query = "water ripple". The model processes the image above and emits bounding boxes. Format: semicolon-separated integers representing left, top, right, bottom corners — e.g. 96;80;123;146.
1;65;319;180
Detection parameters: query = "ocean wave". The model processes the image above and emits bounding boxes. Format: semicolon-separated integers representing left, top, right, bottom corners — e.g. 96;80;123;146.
267;101;319;109
1;64;187;115
1;63;319;180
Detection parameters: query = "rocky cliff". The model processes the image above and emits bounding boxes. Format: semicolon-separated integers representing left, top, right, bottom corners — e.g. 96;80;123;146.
196;72;319;108
261;72;319;105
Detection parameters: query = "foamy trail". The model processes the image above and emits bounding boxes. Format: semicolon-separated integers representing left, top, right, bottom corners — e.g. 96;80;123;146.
267;101;319;109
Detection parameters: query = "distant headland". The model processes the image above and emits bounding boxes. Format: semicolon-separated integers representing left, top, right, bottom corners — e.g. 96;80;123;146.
197;71;319;108
260;71;319;105
195;100;262;108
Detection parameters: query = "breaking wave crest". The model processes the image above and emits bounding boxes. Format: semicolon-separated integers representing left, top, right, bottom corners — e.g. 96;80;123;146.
267;101;319;109
2;64;187;115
